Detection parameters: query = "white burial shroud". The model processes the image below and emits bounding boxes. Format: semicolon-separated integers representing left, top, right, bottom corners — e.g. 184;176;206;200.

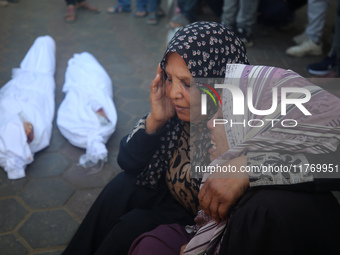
0;35;56;179
57;52;117;170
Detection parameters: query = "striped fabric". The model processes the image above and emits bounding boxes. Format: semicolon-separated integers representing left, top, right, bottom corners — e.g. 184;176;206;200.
184;64;340;254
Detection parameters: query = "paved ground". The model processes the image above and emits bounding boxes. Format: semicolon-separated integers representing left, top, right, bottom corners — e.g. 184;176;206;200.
0;1;339;254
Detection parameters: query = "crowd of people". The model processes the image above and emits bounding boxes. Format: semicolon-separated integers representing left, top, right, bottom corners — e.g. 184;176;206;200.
58;0;340;77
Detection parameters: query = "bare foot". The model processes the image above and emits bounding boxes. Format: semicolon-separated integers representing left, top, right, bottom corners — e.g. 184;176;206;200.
134;11;147;17
65;5;76;22
77;1;98;12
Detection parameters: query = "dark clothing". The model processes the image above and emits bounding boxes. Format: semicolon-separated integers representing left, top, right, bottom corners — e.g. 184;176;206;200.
258;0;307;26
306;145;340;191
128;224;192;255
62;130;194;255
219;188;340;255
65;0;84;5
217;146;340;254
62;172;194;255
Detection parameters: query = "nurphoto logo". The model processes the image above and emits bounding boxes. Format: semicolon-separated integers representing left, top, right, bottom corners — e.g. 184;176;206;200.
200;84;312;128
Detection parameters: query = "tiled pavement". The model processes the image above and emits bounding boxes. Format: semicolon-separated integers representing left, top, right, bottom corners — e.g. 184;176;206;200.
0;1;339;254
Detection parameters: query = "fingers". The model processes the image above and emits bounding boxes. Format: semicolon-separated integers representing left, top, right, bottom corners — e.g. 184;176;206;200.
198;186;205;203
180;244;187;255
218;203;230;221
151;73;161;93
200;192;212;216
156;64;163;75
209;198;221;223
151;65;164;93
199;181;214;218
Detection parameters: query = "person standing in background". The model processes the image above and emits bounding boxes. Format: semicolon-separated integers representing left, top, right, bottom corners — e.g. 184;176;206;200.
307;0;340;76
286;0;330;57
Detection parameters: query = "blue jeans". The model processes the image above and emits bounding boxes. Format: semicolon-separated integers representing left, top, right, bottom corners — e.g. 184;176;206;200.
116;0;148;12
148;0;161;13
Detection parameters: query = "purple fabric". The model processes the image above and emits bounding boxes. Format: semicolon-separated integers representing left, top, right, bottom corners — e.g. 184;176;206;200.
128;224;193;255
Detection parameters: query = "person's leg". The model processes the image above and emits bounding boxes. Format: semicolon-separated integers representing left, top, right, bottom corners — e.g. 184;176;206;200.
156;0;165;17
93;209;162;255
95;211;190;255
286;0;330;57
107;0;131;13
305;0;330;44
148;0;156;13
65;0;77;22
62;172;161;255
119;0;131;10
128;224;192;255
233;0;258;46
220;0;239;28
136;0;148;14
235;0;259;34
146;0;158;25
94;182;195;255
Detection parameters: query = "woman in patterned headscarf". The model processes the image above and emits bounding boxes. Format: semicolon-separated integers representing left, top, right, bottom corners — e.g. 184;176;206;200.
62;21;249;255
128;61;340;255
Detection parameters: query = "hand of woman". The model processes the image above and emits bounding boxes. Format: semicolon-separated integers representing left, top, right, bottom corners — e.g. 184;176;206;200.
179;243;187;255
198;156;249;223
146;65;175;134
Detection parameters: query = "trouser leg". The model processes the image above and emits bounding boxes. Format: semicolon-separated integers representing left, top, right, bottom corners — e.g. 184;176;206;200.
305;0;330;44
236;0;259;34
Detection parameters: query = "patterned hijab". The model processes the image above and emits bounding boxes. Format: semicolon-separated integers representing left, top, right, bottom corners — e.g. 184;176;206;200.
136;21;249;190
160;21;249;78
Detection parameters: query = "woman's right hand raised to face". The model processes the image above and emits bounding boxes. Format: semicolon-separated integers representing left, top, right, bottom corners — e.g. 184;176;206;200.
146;65;176;134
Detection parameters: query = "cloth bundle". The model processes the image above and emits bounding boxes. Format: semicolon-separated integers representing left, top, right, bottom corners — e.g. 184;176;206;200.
57;52;117;171
0;35;56;179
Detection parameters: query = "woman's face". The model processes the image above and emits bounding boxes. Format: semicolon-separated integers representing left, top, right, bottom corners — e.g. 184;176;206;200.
164;53;204;123
207;105;229;161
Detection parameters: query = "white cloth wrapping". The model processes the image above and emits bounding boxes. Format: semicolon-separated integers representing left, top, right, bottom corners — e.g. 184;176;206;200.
57;52;117;168
0;35;56;179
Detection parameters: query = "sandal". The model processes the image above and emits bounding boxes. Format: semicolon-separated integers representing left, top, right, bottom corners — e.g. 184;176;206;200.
134;10;148;17
107;4;131;14
76;1;99;12
65;5;76;22
169;14;189;29
147;12;158;25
